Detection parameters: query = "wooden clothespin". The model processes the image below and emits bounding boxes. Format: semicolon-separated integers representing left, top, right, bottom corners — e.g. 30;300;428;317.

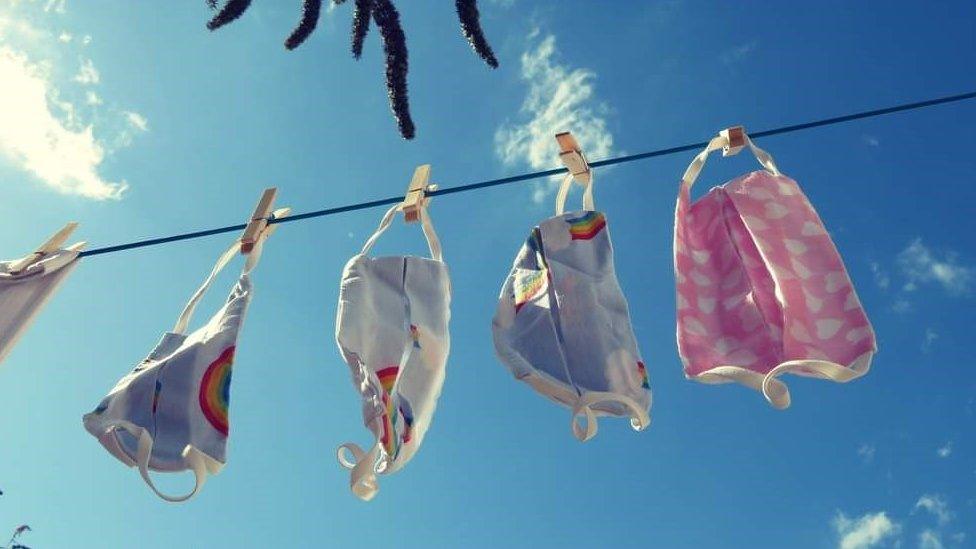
240;188;290;254
720;126;747;157
555;131;591;185
8;222;84;274
401;164;436;224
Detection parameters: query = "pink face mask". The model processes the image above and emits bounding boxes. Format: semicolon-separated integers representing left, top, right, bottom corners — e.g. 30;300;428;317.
673;130;876;408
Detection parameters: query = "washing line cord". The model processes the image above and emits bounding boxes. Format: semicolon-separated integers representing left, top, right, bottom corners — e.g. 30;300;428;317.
78;90;976;258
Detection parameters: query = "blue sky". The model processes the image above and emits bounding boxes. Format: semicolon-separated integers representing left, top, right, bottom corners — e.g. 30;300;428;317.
0;1;974;547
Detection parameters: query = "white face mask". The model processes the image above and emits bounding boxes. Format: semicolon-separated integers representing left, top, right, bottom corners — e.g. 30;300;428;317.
0;246;82;366
492;174;651;441
83;235;269;502
335;204;450;501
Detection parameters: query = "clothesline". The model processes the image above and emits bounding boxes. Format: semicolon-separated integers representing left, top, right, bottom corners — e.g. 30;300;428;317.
77;90;976;258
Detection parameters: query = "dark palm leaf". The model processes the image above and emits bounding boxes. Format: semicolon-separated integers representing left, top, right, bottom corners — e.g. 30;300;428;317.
455;0;497;68
206;0;218;9
351;0;373;59
370;0;414;139
285;0;323;50
207;0;253;31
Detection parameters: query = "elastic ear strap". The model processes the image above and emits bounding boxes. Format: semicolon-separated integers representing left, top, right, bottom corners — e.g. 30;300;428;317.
172;241;240;334
336;442;380;501
360;205;401;256
681;134;782;192
555;174;596;215
133;427;207;503
418;207;443;262
359;204;444;262
570;391;651;442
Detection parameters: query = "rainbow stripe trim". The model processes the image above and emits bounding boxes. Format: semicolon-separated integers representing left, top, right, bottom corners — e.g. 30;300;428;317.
567;211;607;240
199;346;235;437
637;361;650;389
514;269;547;313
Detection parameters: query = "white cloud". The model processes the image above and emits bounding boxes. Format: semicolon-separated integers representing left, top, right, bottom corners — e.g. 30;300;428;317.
898;239;973;295
44;0;67;14
124;111;149;132
858;444;876;464
863;135;881;148
720;40;758;65
495;32;614;204
892;298;912;314
918;529;944;549
85;89;101;105
833;511;901;549
936;442;952;459
0;47;126;199
871;261;891;290
914;495;952;525
73;56;98;84
57;31;71;42
922;328;938;353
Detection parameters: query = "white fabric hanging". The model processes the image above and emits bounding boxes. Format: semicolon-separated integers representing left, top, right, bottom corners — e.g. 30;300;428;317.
0;245;83;366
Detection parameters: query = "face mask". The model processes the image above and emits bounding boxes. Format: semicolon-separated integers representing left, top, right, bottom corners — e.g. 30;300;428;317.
492;173;651;441
335;204;451;501
0;245;82;366
673;131;877;408
83;234;270;502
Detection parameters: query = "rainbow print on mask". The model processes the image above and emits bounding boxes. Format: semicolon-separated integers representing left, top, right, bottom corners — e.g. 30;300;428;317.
637;361;650;389
410;325;421;349
514;269;547;313
199;346;235;436
399;397;415;444
377;366;399;394
567;211;607;240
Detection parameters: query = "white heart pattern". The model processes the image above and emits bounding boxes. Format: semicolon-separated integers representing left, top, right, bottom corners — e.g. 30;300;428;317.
692;250;711;265
816;318;844;340
698;297;716;314
791;258;812;279
690;269;712;286
785;239;808;255
846;326;872;343
825;271;847;293
683;316;708;336
764;202;789;220
801;221;826;236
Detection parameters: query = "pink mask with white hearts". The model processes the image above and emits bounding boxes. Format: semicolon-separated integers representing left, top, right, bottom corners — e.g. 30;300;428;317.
673;130;876;408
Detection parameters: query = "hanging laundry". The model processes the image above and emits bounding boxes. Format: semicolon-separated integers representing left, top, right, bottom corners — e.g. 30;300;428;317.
492;158;651;441
673;128;876;408
0;224;84;366
83;189;287;502
334;170;450;501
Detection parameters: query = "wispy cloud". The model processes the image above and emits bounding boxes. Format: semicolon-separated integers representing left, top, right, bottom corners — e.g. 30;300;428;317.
919;529;944;549
936;442;952;459
495;31;614;204
922;328;938;353
914;495;952;525
720;40;758;65
863;135;881;148
857;444;876;464
833;511;901;549
0;2;146;200
72;56;98;84
898;239;973;295
871;261;891;290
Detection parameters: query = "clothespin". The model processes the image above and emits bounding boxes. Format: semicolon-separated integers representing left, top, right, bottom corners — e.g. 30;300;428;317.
240;188;291;254
401;164;436;224
555;131;591;185
720;126;747;157
7;223;85;274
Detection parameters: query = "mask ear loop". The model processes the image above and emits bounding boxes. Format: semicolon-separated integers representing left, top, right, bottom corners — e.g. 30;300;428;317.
171;229;270;336
681;133;781;192
359;203;443;262
555;171;596;216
